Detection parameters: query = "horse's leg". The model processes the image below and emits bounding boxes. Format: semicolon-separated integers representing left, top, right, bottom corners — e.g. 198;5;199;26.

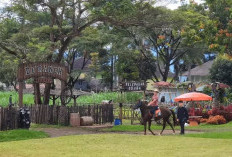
167;119;175;134
160;119;167;135
144;120;147;135
148;119;155;135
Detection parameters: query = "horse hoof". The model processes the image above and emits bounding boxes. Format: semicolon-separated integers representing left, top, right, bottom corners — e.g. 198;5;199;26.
158;133;161;136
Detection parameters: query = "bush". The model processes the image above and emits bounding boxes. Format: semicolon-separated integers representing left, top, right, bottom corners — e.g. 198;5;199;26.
202;112;210;119
221;112;232;122
207;115;226;125
210;57;232;86
200;118;208;123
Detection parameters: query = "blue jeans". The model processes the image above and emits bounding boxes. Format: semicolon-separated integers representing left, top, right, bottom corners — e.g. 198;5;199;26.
151;106;159;114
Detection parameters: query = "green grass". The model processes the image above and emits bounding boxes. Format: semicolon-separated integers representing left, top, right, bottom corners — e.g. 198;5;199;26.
0;91;143;106
0;129;49;142
76;92;143;104
0;91;34;107
186;121;232;131
104;125;169;132
105;121;232;132
185;132;232;139
0;134;232;157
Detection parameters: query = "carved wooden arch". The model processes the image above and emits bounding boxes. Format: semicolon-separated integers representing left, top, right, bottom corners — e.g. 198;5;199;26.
17;62;68;107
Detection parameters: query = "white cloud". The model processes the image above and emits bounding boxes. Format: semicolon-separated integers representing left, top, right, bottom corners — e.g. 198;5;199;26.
0;0;10;8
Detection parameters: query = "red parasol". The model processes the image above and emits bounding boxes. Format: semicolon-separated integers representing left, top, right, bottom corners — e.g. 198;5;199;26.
153;81;174;88
174;92;212;102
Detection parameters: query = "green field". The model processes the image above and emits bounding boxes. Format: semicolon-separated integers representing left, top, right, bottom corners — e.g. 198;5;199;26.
0;91;143;107
107;121;232;132
0;91;34;107
0;134;231;157
0;129;48;142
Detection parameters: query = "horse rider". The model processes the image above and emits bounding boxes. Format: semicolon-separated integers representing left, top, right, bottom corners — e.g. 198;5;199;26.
148;89;160;117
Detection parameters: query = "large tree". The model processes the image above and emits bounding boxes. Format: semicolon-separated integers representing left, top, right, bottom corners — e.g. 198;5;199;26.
0;0;152;104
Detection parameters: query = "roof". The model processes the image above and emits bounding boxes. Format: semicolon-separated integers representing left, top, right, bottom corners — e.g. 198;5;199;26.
73;57;91;71
182;60;214;76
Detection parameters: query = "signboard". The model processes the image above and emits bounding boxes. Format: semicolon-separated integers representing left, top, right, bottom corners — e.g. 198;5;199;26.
18;62;68;82
121;82;146;91
34;77;53;84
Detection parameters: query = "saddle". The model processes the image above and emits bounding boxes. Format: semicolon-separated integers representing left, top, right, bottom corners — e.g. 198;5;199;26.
149;109;161;117
155;109;161;117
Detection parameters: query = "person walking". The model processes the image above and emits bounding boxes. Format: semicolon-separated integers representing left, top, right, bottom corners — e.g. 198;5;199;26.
177;101;189;135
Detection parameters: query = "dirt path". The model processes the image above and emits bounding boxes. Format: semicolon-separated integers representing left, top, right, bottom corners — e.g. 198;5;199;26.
32;125;203;137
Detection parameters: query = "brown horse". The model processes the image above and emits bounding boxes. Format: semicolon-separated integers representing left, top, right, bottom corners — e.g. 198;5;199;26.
133;100;176;135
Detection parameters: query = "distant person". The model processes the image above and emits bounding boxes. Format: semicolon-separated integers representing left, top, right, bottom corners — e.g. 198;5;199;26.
177;101;189;135
9;95;13;106
160;96;165;105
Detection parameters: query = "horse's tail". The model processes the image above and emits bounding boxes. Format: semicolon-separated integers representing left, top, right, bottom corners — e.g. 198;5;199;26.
170;109;177;127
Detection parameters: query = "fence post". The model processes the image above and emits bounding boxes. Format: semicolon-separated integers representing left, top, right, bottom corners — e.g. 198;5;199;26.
131;105;134;125
119;103;123;124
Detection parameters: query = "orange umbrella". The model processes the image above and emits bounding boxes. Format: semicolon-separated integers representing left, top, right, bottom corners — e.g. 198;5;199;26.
174;92;212;102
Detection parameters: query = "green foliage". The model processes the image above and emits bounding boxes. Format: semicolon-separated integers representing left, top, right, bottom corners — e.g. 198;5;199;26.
210;57;232;86
77;92;143;104
0;129;48;142
202;86;212;96
89;52;100;77
205;0;232;54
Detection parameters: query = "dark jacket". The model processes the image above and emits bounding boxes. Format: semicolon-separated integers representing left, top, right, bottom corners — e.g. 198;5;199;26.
177;107;189;121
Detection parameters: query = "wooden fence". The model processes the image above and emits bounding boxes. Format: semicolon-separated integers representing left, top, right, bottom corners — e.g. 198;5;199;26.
113;104;142;125
0;106;19;131
0;104;114;131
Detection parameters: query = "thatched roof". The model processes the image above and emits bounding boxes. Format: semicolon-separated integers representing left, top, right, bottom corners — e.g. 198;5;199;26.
182;60;214;76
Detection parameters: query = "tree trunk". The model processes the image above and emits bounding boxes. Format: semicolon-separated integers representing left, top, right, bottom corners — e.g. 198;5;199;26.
174;63;180;81
162;63;170;82
43;83;51;105
34;83;42;104
187;64;191;81
110;56;113;91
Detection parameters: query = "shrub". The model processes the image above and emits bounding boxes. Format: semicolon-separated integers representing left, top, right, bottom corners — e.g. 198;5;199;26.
200;118;208;123
207;115;226;125
221;112;232;122
224;105;232;113
202;112;209;118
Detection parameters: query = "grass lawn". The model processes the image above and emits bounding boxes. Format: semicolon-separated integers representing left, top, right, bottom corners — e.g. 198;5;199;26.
0;134;232;157
0;129;48;142
185;131;232;139
106;121;232;132
185;121;232;132
104;124;180;132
